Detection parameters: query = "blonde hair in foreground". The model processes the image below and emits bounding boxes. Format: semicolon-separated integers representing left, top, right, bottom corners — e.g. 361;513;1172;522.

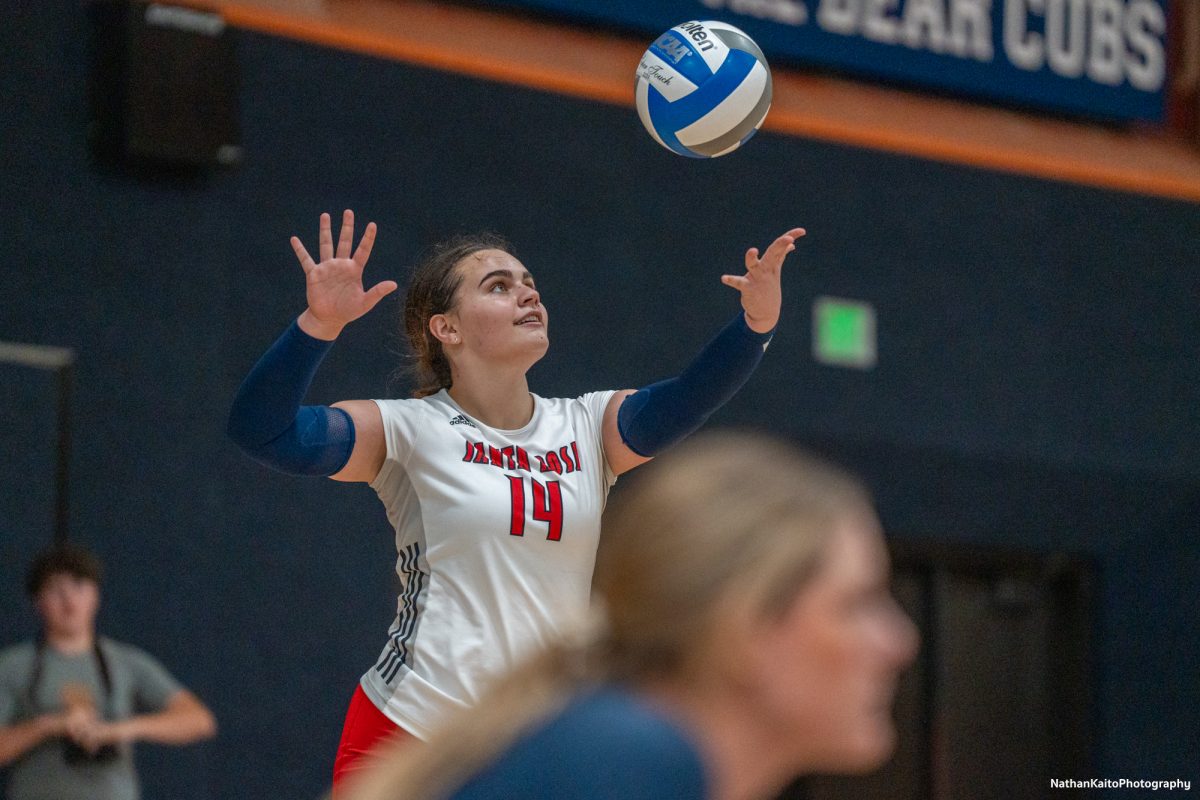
344;430;874;800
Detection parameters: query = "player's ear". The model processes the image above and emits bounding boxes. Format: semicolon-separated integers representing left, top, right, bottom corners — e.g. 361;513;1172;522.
429;314;460;346
713;592;783;694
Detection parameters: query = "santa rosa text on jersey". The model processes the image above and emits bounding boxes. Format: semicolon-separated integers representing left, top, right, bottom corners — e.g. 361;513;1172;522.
461;439;584;475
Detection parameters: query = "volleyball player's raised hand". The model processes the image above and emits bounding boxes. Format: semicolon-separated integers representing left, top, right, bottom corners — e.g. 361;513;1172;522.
292;209;397;340
721;227;805;334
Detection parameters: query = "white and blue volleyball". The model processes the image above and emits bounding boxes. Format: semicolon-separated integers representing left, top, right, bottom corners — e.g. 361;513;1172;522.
635;20;772;158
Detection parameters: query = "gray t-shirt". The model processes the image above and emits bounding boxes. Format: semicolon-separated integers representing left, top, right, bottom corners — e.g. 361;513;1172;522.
0;638;183;800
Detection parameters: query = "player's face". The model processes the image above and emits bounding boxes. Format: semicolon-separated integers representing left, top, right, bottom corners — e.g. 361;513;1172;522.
747;514;918;773
35;573;100;639
446;249;549;366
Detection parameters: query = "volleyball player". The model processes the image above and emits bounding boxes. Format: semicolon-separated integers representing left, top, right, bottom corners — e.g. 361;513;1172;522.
226;210;804;790
345;432;919;800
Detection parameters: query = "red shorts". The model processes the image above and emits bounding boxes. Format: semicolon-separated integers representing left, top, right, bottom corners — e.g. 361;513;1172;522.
331;685;417;796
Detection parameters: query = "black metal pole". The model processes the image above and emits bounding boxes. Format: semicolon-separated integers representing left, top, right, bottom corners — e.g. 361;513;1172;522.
55;357;75;544
0;341;78;546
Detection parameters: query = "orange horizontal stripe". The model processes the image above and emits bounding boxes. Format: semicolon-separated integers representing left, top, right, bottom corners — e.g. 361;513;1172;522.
196;0;1200;203
215;2;635;106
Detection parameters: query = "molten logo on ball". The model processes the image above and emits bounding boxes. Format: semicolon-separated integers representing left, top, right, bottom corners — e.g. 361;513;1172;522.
635;20;773;158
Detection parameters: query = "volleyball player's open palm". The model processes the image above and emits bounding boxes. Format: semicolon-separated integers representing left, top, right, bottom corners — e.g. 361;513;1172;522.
721;227;805;334
291;209;397;338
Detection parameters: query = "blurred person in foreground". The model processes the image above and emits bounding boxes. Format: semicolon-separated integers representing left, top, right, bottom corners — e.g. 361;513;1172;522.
0;543;216;800
344;430;919;800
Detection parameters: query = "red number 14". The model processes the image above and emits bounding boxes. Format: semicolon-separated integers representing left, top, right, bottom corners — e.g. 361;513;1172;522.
507;476;563;541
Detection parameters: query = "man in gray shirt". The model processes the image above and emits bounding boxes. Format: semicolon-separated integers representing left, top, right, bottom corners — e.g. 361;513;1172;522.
0;543;216;800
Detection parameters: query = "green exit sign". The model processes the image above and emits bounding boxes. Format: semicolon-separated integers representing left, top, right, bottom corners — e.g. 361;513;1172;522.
813;296;876;369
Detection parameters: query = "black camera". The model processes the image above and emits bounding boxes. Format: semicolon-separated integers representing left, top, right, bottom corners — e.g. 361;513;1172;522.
63;740;119;765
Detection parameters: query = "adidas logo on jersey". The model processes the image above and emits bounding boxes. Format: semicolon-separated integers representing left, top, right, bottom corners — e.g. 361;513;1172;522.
449;414;476;428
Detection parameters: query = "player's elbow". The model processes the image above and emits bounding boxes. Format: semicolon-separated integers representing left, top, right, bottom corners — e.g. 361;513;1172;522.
226;397;271;451
166;689;218;742
181;701;218;742
196;707;218;740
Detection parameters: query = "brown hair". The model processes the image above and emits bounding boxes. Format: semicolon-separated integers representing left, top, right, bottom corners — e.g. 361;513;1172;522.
25;542;103;597
344;431;874;800
402;233;513;398
593;432;870;683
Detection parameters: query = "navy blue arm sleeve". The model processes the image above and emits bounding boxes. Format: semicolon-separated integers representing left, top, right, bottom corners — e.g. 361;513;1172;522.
226;320;356;476
617;313;773;457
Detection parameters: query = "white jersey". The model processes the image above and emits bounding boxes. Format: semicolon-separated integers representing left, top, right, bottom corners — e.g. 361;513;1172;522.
360;388;618;738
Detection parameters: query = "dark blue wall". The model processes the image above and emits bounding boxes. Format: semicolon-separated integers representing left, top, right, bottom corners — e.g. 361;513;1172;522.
1;2;1196;797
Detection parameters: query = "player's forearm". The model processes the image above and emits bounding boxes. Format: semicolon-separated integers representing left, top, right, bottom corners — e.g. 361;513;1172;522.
0;716;62;765
118;698;217;745
617;313;773;456
227;319;357;476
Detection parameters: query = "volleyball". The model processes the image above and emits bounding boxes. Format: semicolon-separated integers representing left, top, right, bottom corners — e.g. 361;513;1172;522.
635;20;772;158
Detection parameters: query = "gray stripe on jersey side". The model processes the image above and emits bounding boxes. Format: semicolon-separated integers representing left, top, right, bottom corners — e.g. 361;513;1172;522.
386;556;425;682
380;543;426;683
376;543;424;682
374;544;412;676
375;560;411;679
374;623;403;678
373;617;403;674
376;543;419;679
